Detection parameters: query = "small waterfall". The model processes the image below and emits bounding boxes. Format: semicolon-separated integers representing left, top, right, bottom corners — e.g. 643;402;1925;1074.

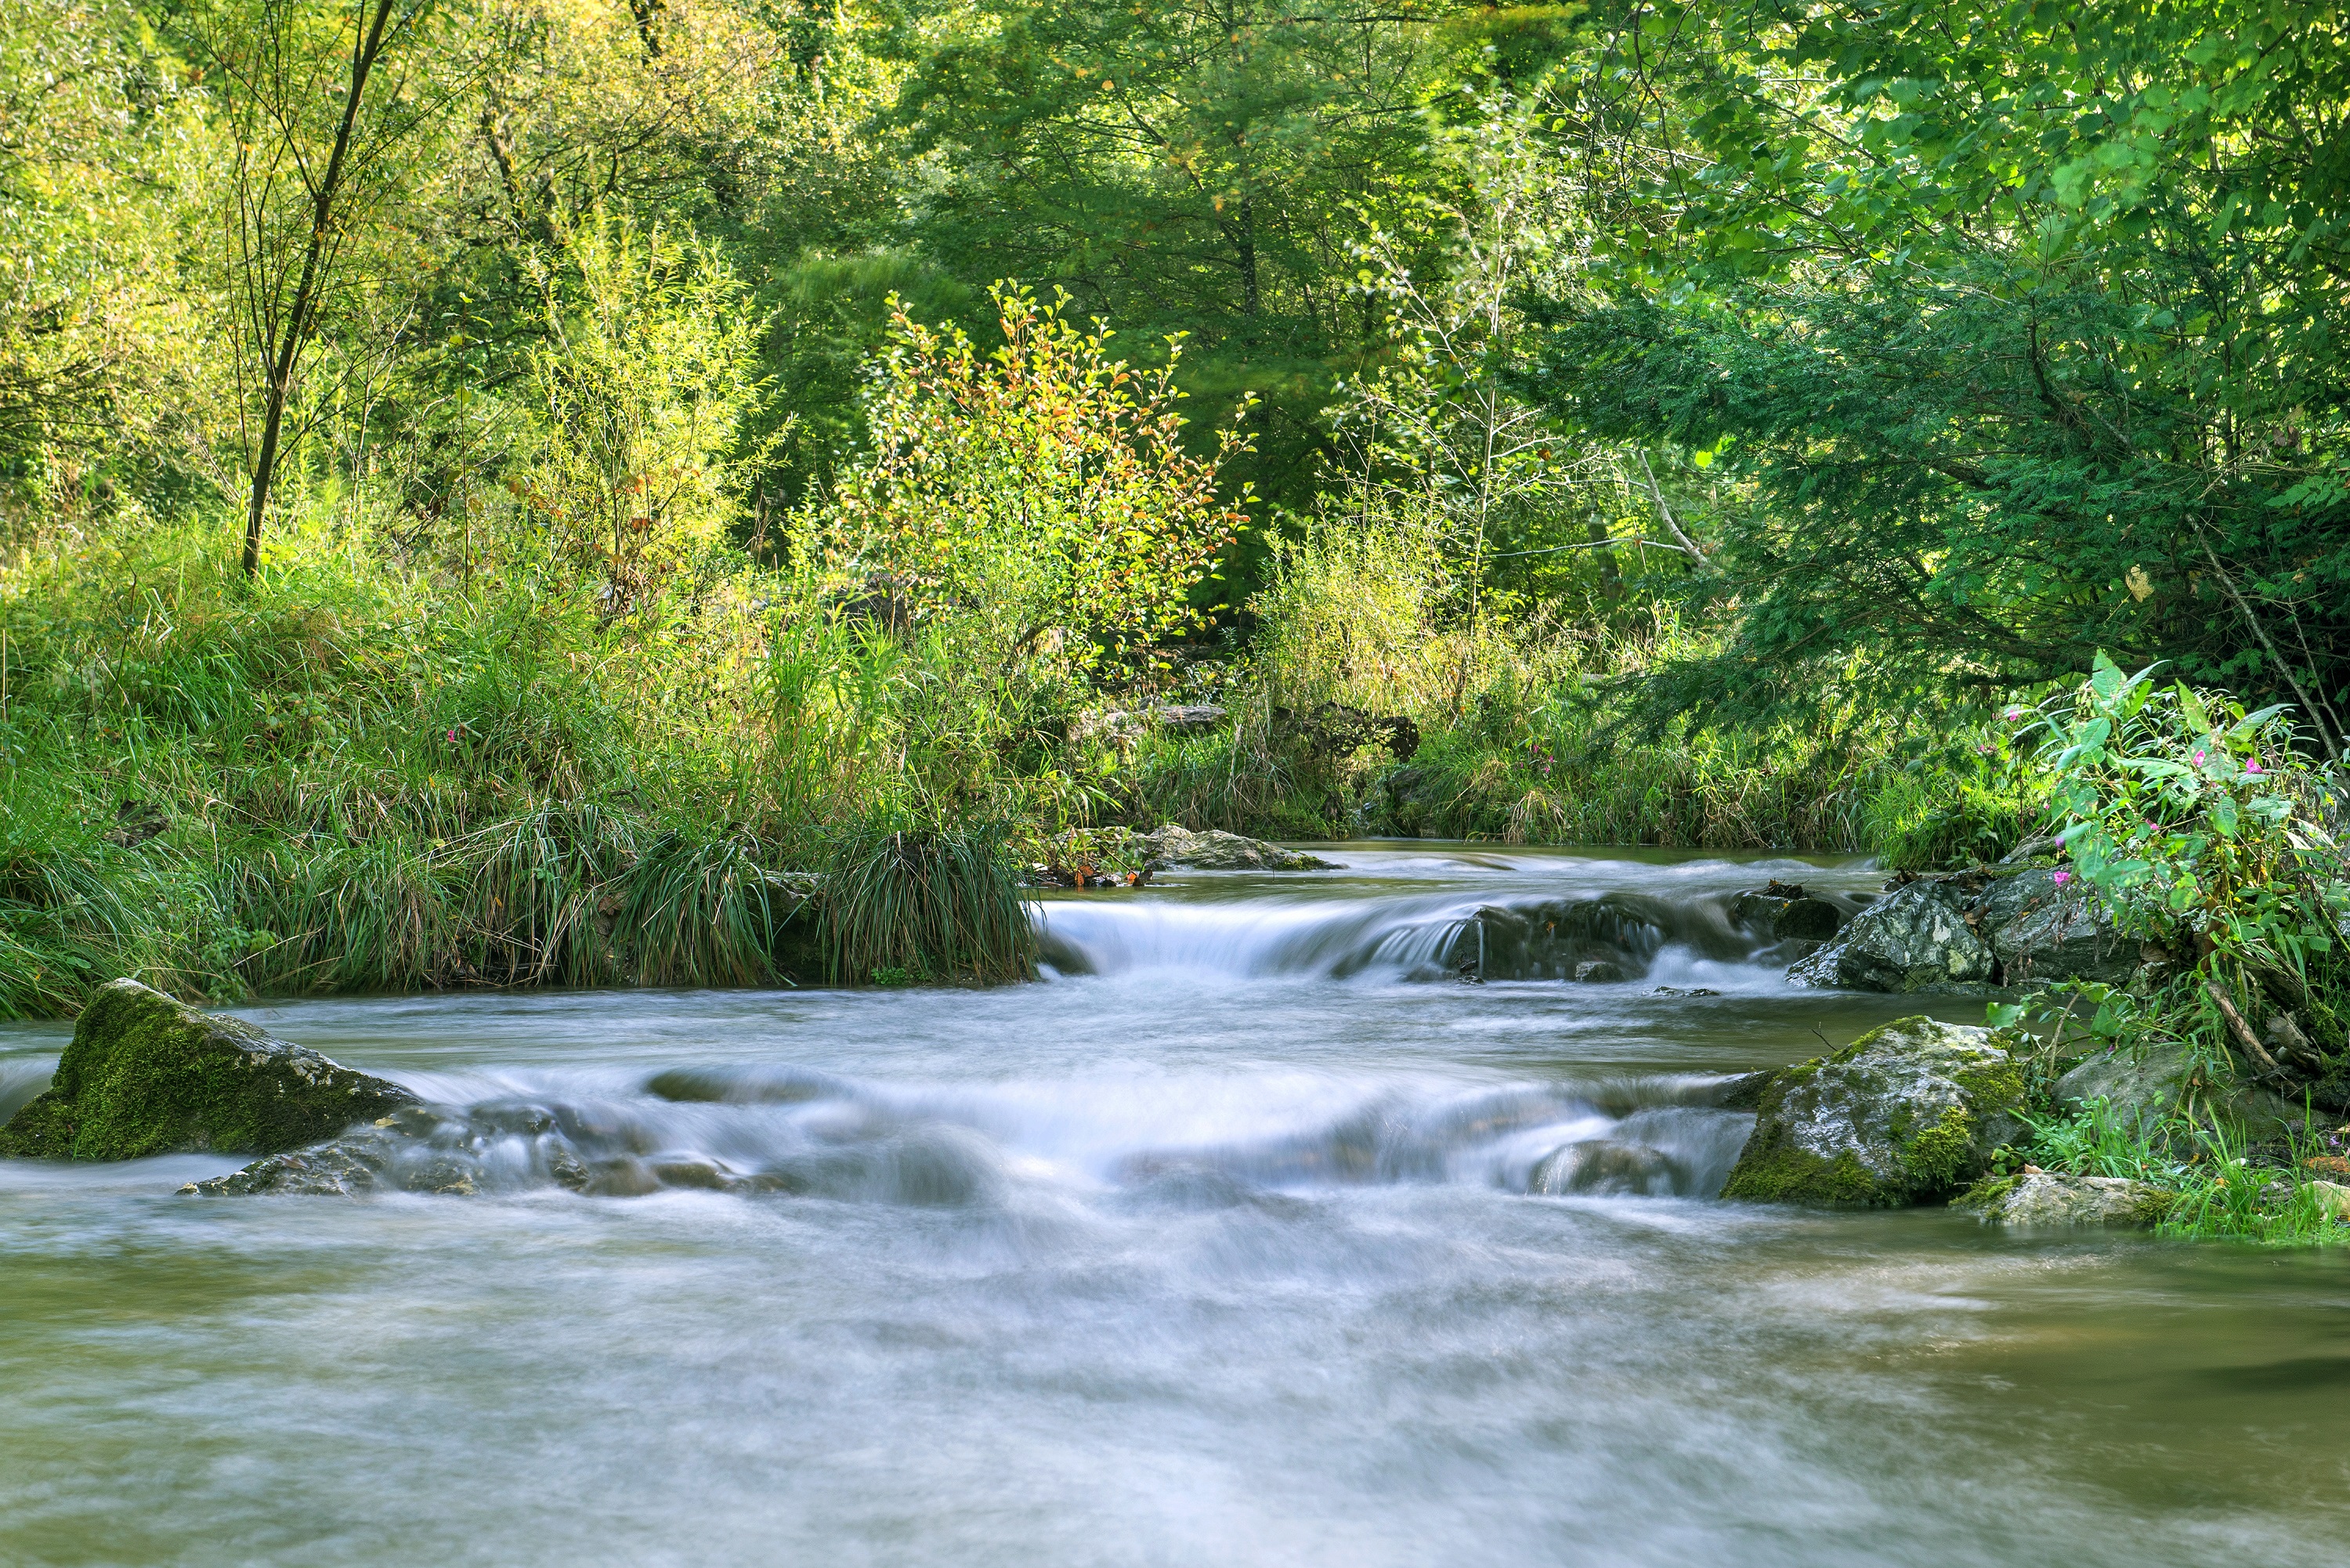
1037;886;1849;985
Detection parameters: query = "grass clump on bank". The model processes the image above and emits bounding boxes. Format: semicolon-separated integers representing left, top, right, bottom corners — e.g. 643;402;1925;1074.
0;524;1039;1017
1984;1094;2350;1247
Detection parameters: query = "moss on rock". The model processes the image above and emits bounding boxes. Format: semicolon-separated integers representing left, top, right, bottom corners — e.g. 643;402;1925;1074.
1721;1015;2030;1207
0;978;416;1160
1956;1171;2171;1227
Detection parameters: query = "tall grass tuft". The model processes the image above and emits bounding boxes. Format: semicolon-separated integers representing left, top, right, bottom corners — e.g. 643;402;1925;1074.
218;836;453;995
822;824;1035;985
620;827;806;988
467;801;634;986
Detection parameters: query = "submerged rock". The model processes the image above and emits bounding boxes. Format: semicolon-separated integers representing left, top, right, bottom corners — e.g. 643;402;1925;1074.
1958;1171;2170;1227
1731;883;1842;943
1721;1016;2028;1206
1787;880;1993;994
1531;1140;1687;1197
183;1122;493;1198
0;979;416;1161
180;1098;744;1198
1141;825;1338;871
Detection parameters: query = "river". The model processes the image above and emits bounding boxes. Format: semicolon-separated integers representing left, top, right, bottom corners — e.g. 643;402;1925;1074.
4;845;2347;1565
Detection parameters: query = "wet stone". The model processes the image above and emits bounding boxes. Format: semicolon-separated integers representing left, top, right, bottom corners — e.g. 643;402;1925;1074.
183;1142;386;1197
1723;1016;2029;1207
1787;881;1994;994
584;1156;664;1197
1531;1140;1686;1197
1731;888;1842;943
1958;1172;2169;1228
646;1157;732;1190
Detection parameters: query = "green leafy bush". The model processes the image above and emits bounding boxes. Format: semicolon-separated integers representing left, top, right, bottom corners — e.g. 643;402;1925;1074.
2018;653;2350;1097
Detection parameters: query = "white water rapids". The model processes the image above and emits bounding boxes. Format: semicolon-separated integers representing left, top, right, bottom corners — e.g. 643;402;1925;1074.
4;845;2346;1566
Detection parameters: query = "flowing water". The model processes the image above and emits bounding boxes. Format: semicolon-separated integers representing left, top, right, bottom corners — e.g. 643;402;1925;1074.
5;845;2348;1566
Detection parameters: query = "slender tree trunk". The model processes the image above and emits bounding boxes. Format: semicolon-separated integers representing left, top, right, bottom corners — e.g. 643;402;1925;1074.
1236;195;1259;319
243;0;400;578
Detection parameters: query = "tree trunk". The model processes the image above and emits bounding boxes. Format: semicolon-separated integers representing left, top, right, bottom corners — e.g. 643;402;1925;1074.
242;0;400;578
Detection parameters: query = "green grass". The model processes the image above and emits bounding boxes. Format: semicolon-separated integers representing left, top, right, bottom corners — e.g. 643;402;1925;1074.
0;525;1039;1016
2009;1095;2350;1246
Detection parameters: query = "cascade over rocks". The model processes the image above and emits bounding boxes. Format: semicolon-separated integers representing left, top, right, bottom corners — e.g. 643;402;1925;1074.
0;979;416;1160
1721;1015;2029;1206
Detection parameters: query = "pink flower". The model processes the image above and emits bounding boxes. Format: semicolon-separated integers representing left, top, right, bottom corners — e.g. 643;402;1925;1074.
2245;761;2263;776
2192;749;2207;765
2003;706;2025;721
2052;869;2072;886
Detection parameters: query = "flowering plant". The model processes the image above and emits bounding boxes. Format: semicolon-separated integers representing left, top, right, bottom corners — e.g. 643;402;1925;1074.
2012;653;2349;1089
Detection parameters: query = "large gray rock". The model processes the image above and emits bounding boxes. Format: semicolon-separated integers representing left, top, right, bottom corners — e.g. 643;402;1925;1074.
0;980;416;1161
1722;1016;2028;1206
2055;1041;2304;1145
1787;880;1994;993
1981;868;2135;986
1142;825;1337;872
1958;1171;2170;1227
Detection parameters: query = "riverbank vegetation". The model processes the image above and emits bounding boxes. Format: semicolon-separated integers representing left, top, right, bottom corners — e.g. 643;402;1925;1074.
3;0;2346;1051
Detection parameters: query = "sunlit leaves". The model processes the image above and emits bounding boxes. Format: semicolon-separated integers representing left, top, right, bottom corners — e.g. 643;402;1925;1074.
808;283;1254;675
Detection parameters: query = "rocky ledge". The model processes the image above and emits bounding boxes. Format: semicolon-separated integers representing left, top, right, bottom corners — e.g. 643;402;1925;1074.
0;979;416;1160
1025;824;1340;887
1788;863;2135;995
1140;825;1339;871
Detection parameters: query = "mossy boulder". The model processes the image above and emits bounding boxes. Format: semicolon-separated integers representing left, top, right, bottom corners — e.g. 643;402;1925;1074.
1787;880;1994;993
0;979;416;1160
1956;1171;2170;1227
1722;1016;2029;1206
